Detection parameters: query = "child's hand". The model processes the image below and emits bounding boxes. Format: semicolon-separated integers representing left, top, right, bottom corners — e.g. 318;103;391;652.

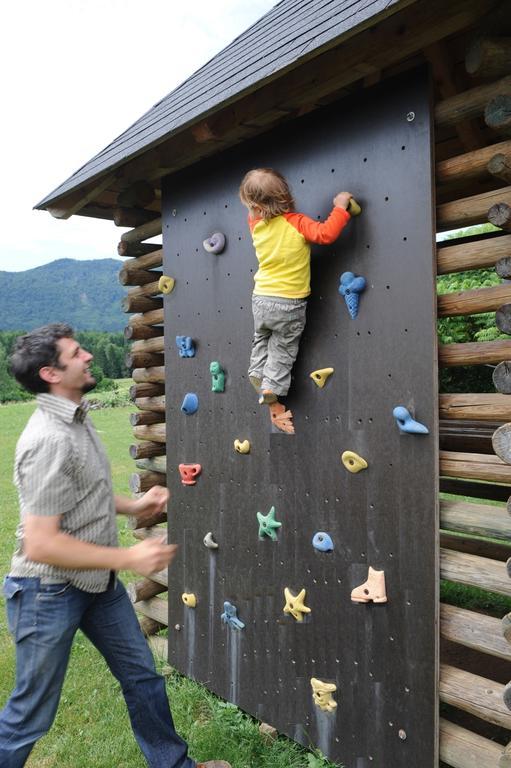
333;192;353;210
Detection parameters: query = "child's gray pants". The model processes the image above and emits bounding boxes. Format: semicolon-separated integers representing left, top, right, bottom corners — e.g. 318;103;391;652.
248;294;307;397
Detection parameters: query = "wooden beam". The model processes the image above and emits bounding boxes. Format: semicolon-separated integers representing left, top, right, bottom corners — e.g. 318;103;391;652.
439;663;511;729
440;547;511;595
127;505;167;529
128;309;164;328
132;366;165;385
125;351;164;370
485;95;511;136
435;74;511;127
436;233;511;274
133;395;165;413
488;152;511;185
440;603;511;661
133;422;166;443
113;207;159;228
117;241;162;258
129;441;166;460
439;419;500;454
119;268;162;287
436;139;511;185
135;456;167;474
440;477;511;502
438;283;511;317
120;218;162;245
436;186;511;231
489;202;511;231
129;468;166;493
139;616;165;637
129;382;165;401
127;578;167;603
466;37;511;79
440;531;511;560
439;340;511;366
134;596;168;626
121;295;163;314
121;249;163;273
439;393;511;421
439;717;506;768
117;181;155;209
440;498;510;541
124;324;164;341
47;172;118;219
129;410;165;427
440;449;511;483
131;337;165;355
148;635;169;659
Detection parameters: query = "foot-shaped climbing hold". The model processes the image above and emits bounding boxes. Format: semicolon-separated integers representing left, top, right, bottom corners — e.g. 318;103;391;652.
257;505;281;540
203;532;219;549
178;463;202;485
392;406;429;434
158;275;175;294
203;232;226;254
312;532;334;552
338;272;366;319
283;587;311;622
351;566;387;603
182;593;197;608
310;678;337;712
181;393;199;415
176;335;196;358
221;601;245;630
210;361;225;392
234;439;250;454
269;402;295;434
310;368;334;388
341;450;368;473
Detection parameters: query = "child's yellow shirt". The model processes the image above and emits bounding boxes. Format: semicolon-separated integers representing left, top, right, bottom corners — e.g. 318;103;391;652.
248;207;350;299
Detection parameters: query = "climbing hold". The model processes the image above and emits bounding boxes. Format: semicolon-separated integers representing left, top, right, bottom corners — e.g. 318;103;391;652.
347;198;362;216
178;463;202;485
338;272;366;319
257;506;282;540
234;439;250;454
310;678;338;713
176;335;196;358
310;367;334;388
203;232;226;254
221;601;245;630
392;406;429;435
159;275;175;294
210;361;225;392
351;566;387;604
181;393;198;415
341;450;368;473
182;592;197;608
203;532;219;549
312;532;334;552
283;587;311;622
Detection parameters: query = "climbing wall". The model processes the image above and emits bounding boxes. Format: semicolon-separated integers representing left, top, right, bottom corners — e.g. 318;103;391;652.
162;68;437;767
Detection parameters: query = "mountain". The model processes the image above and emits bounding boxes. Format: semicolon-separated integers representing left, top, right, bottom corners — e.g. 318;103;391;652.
0;259;126;332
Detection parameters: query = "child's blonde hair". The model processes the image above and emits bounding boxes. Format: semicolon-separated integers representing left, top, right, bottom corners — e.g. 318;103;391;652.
239;168;295;220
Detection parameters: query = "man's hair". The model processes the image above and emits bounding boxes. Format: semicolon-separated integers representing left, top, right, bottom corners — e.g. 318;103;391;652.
10;323;74;394
239;168;295;220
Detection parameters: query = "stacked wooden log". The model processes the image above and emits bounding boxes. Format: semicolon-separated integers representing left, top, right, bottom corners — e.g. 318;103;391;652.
117;211;170;655
435;34;511;768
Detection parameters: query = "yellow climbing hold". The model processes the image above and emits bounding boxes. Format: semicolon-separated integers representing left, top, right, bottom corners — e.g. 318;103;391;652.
159;275;175;294
310;367;334;388
347;197;362;216
234;439;250;454
341;450;368;473
182;593;197;608
310;678;338;712
283;587;311;622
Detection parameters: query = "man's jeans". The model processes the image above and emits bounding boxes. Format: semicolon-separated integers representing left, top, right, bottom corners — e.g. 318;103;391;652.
0;576;194;768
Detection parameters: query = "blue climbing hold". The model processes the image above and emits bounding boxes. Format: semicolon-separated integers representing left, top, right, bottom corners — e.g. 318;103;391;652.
312;532;334;552
338;272;366;319
176;335;196;358
221;601;245;630
181;393;198;415
393;406;429;435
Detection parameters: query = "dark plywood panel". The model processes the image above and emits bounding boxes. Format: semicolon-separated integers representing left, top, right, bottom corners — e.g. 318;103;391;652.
162;69;437;767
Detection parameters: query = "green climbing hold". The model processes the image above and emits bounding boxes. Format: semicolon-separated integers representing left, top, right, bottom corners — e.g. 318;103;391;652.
210;361;225;392
257;505;282;541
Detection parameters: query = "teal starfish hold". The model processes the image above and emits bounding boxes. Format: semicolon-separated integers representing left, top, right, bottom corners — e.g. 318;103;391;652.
257;506;282;540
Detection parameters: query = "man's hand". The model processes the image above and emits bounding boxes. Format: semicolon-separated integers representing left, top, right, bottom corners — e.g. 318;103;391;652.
333;191;353;210
130;485;170;527
127;536;177;578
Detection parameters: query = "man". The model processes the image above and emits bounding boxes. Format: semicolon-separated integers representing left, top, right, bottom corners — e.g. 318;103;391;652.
0;323;230;768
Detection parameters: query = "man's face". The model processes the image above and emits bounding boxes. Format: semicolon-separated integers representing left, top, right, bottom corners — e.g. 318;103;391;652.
53;337;96;394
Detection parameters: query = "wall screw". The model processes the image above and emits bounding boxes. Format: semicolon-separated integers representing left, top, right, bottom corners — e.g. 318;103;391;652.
172;209;177;217
406;112;415;122
174;623;181;631
398;729;407;740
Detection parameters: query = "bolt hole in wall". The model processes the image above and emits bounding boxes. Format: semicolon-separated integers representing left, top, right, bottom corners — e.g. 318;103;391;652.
163;70;436;767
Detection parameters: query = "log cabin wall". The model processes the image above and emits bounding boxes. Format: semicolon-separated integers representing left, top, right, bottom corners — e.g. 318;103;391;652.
110;6;511;767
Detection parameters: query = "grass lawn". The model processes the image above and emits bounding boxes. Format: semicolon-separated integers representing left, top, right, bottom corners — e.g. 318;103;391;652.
0;400;335;768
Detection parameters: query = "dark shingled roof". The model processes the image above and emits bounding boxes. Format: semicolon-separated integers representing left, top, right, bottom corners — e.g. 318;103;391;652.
36;0;403;209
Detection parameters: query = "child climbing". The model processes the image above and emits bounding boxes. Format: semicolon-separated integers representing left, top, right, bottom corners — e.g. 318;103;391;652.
239;168;353;434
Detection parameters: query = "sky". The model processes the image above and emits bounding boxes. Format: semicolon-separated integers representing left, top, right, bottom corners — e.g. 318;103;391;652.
0;0;277;272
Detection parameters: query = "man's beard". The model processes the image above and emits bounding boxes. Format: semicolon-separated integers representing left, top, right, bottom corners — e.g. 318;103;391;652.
82;378;97;394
